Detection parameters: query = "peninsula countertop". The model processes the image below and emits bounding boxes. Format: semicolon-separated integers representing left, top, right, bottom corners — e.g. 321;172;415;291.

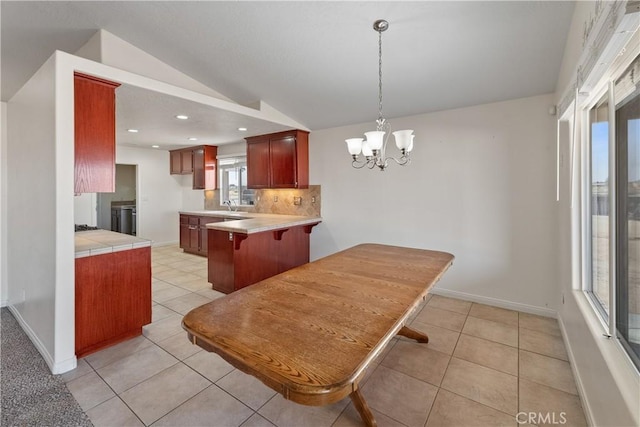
75;230;151;258
179;211;322;234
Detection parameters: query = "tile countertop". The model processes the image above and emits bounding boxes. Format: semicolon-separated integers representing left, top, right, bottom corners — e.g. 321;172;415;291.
182;211;322;234
75;230;151;259
179;210;287;219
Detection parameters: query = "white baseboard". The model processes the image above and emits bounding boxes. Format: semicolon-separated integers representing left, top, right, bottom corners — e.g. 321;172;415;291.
6;305;77;374
152;240;178;248
1;298;8;308
556;315;596;427
429;287;558;318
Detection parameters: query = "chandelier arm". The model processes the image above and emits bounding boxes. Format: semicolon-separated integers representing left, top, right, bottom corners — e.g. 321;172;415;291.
387;155;411;166
351;157;369;169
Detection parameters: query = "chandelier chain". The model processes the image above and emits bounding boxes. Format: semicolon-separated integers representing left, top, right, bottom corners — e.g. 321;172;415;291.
378;29;384;127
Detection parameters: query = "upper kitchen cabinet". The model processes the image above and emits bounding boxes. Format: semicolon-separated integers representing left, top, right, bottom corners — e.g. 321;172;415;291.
169;148;193;175
170;145;217;189
74;72;120;194
192;145;217;190
246;129;309;189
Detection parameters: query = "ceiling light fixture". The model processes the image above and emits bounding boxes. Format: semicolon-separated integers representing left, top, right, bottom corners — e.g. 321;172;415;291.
188;137;198;141
238;127;247;131
345;19;414;171
151;145;160;148
176;115;189;120
127;129;139;133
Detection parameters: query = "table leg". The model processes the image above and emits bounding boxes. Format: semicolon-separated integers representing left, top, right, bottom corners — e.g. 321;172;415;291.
397;326;429;343
350;388;377;427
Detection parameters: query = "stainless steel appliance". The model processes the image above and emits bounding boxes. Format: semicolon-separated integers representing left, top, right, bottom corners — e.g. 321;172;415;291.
111;204;136;235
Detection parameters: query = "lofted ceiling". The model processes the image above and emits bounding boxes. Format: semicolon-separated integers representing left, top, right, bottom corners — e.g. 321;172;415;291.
1;1;575;148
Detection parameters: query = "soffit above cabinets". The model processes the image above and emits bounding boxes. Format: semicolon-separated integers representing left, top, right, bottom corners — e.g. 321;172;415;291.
115;84;291;150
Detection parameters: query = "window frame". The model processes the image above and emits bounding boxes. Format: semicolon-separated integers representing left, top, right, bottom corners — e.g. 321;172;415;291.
581;51;640;370
583;85;614;327
217;154;254;207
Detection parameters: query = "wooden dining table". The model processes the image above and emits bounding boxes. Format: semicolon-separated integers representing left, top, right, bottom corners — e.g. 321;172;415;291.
182;243;454;426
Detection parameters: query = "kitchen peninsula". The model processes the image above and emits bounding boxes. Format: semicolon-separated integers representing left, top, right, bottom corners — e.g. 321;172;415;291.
75;230;152;357
180;211;321;293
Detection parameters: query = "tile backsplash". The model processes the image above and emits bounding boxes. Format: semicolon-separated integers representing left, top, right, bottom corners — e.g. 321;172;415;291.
204;185;321;217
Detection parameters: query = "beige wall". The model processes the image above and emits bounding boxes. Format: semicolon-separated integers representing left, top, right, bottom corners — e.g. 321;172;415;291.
309;94;559;315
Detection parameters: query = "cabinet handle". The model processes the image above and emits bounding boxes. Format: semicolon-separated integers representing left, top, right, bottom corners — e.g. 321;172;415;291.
189;226;197;230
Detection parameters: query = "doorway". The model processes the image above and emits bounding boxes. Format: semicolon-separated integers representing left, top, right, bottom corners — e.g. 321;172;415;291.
97;164;137;234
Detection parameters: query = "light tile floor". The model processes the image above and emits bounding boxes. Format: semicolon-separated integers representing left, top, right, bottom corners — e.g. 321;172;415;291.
63;244;588;426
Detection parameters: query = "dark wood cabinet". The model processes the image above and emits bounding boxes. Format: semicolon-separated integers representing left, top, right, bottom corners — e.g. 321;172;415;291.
74;72;120;194
170;149;193;175
246;130;309;189
207;223;318;294
180;214;224;256
192;146;217;190
170;145;217;189
246;138;271;188
75;247;151;357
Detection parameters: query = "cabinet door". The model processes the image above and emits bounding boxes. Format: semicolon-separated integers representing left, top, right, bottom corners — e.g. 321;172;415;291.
181;150;193;174
198;217;222;255
179;215;190;249
170;150;182;174
192;146;217;190
247;139;271;189
269;135;297;188
112;248;152;335
188;216;199;251
193;148;204;187
74;73;120;193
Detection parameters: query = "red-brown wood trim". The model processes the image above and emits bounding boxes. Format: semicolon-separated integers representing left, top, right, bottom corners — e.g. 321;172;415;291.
303;223;320;234
73;72;121;88
234;234;249;250
273;229;289;241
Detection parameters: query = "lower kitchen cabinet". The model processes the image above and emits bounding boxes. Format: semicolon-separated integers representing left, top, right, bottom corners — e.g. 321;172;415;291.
180;214;223;256
208;224;314;293
75;247;151;358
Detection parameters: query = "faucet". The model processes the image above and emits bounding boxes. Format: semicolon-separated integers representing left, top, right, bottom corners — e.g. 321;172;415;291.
223;200;238;212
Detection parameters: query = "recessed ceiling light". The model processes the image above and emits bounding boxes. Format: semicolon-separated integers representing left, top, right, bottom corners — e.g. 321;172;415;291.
127;129;139;133
238;127;248;131
188;137;198;141
176;115;189;120
151;145;160;148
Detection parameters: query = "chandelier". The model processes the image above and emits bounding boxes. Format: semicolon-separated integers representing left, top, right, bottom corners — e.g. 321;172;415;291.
345;19;414;171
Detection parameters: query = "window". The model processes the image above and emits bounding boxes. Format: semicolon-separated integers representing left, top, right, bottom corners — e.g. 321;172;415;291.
588;92;611;319
585;53;640;369
614;55;640;367
218;156;254;206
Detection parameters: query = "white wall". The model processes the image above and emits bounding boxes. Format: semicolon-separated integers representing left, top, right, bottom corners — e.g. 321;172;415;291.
310;94;558;314
74;193;97;226
552;2;640;425
1;102;7;306
116;146;185;245
6;56;64;369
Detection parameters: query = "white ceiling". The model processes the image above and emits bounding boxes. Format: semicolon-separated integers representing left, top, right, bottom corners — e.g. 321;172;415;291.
1;1;575;148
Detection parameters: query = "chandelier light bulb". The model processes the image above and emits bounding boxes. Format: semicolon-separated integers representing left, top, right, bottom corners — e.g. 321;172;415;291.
346;138;364;155
362;140;374;157
364;131;385;151
392;130;414;150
